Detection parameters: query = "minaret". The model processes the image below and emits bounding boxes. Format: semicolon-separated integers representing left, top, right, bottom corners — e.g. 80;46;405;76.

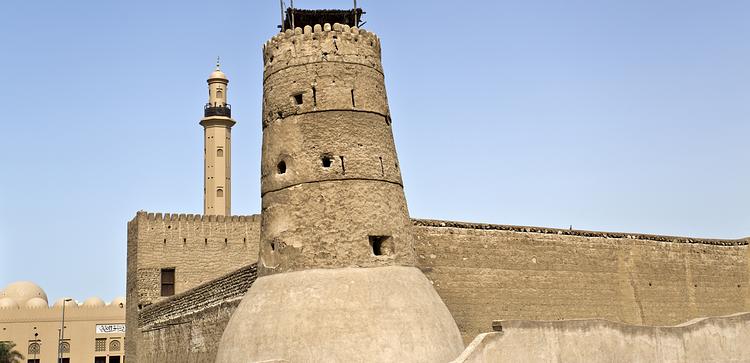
216;11;464;362
200;59;235;216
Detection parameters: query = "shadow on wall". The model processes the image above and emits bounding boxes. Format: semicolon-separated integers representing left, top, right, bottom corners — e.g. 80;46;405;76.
452;312;750;363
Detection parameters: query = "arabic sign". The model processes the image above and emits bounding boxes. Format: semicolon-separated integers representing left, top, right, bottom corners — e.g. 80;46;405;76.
96;324;126;334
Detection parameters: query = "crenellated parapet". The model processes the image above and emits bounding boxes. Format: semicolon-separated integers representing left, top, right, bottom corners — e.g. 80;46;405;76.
133;211;259;223
261;24;389;129
263;24;382;77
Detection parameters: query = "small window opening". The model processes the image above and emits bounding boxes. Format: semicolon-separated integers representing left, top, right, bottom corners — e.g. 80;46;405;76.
270;242;276;251
163;238;166;244
216;90;224;99
312;87;317;106
217;148;224;157
350;89;356;107
369;236;394;256
379;156;384;176
204;238;208;244
277;111;283;119
339;156;345;174
183;238;186;244
217;188;224;197
322;155;333;167
160;268;175;296
293;93;303;105
225;238;228;245
277;160;287;174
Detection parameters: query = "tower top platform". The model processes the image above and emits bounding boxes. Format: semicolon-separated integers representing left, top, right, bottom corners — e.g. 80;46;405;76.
281;8;364;31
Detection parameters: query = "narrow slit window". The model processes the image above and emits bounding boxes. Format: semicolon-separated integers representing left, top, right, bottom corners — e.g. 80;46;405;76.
312;87;317;106
351;89;356;107
339;156;345;174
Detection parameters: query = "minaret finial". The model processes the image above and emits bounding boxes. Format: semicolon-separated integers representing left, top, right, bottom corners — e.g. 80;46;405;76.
216;56;221;70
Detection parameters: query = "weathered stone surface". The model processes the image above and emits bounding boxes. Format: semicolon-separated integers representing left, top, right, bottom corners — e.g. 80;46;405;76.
216;266;464;363
125;212;260;360
136;264;257;363
413;221;750;343
452;313;750;363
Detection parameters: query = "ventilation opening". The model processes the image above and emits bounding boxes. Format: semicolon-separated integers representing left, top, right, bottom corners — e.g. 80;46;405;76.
312;86;317;106
322;155;333;167
277;160;287;174
369;236;394;256
270;242;276;251
293;93;303;105
379;156;384;176
351;89;356;107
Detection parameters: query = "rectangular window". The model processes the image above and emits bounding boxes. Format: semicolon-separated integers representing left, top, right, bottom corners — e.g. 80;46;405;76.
27;360;40;363
161;268;175;296
95;338;106;352
95;357;106;363
58;359;70;363
109;356;121;363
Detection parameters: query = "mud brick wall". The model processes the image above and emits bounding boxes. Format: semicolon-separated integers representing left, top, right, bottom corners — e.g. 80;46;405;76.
137;264;257;363
413;219;750;343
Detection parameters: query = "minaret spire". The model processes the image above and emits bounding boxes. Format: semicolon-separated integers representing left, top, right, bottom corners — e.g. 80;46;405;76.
200;61;236;216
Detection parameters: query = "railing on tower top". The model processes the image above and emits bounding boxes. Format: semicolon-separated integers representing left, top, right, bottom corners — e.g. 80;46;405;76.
204;103;231;117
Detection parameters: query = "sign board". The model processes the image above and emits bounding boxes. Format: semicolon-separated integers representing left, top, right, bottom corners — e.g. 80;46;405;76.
96;324;126;334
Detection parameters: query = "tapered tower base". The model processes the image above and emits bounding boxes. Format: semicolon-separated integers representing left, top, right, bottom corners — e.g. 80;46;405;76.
215;266;464;362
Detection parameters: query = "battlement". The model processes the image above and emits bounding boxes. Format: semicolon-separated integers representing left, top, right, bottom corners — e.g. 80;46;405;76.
413;218;749;247
131;210;258;223
263;24;382;78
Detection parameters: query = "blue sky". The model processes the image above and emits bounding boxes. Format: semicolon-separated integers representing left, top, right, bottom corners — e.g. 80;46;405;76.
0;0;748;303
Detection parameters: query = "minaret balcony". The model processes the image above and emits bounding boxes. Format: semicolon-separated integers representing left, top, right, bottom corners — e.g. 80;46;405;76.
204;103;232;117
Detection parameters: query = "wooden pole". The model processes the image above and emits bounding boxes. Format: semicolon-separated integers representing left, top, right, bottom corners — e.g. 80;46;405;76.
279;0;285;30
353;0;358;26
290;0;295;29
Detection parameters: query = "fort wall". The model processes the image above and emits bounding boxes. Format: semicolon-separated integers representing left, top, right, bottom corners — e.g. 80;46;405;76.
413;220;750;343
136;264;257;363
125;211;260;360
129;217;749;358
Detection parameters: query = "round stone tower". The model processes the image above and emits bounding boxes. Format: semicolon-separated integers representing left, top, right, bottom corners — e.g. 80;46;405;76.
216;21;464;363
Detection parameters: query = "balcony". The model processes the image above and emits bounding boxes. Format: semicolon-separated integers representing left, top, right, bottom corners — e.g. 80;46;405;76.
204;103;231;117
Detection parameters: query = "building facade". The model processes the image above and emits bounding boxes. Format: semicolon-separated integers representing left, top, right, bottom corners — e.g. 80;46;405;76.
0;281;126;363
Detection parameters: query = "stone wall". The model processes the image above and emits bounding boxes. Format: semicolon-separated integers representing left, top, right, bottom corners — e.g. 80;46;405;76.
125;211;260;360
413;219;750;343
137;264;257;363
130;217;749;360
451;313;750;363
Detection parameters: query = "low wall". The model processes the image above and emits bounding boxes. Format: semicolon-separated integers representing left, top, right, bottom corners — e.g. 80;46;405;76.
137;264;258;363
452;313;750;363
413;219;750;343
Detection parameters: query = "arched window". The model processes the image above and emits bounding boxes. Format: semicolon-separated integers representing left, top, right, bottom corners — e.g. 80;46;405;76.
216;90;224;99
217;188;224;197
28;342;40;355
59;341;70;353
217;148;224;157
109;340;121;352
